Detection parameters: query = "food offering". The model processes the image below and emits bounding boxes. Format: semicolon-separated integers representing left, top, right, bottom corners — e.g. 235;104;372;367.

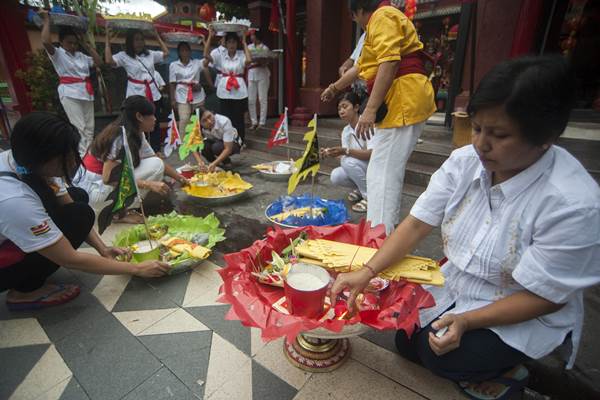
114;212;225;274
210;17;252;33
182;171;253;204
249;48;279;61
252;161;296;181
162;31;203;44
217;222;437;372
104;12;155;31
265;195;348;228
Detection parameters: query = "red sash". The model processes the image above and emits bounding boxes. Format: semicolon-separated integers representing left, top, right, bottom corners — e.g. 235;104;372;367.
59;76;94;96
128;77;154;101
82;152;103;175
177;81;196;103
366;52;428;95
219;71;244;92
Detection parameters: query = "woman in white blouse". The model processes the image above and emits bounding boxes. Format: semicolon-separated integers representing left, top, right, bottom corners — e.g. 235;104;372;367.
203;28;252;144
331;56;600;400
247;30;270;130
105;28;169;153
40;10;102;156
169;42;206;135
320;92;371;213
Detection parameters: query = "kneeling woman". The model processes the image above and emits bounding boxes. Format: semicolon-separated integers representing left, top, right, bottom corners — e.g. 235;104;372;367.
320;92;371;213
79;96;187;223
0;113;169;311
197;109;242;172
331;56;600;399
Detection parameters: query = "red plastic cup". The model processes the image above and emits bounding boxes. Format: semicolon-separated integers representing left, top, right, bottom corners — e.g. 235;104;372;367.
180;168;195;179
284;263;330;319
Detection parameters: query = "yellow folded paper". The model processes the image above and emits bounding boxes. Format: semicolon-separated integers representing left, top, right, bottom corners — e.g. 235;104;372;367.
270;207;325;222
295;239;444;286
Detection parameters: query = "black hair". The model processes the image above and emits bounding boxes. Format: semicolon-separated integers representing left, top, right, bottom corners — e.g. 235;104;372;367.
11;112;81;215
125;29;149;58
252;30;262;42
200;108;214;119
177;42;191;59
58;26;77;42
90;95;155;167
348;0;380;13
224;32;240;45
467;55;576;145
337;91;362;107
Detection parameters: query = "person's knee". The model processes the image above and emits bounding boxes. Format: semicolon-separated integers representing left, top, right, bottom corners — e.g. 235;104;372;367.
330;167;345;186
58;203;95;247
67;186;89;204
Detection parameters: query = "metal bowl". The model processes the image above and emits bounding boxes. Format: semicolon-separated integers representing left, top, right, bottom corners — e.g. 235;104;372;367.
106;18;154;31
184;188;250;206
50;13;88;31
256;161;296;182
210;22;249;33
162;32;202;44
303;323;371;339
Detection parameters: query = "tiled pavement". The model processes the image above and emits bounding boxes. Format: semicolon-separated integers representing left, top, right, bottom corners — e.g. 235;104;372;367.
0;229;463;400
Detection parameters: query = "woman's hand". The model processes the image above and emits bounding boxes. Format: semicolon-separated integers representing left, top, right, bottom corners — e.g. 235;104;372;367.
320;84;338;103
355;107;376;140
101;246;132;261
146;181;170;196
38;8;49;22
207;162;218;173
329;268;373;313
326;147;346;158
133;260;170;278
177;175;189;186
428;313;469;356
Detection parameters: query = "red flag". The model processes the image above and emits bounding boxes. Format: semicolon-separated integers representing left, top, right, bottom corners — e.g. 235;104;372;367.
269;0;280;32
163;109;181;157
268;107;288;148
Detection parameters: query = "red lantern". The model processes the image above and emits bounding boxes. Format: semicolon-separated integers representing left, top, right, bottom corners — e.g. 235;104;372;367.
199;3;216;21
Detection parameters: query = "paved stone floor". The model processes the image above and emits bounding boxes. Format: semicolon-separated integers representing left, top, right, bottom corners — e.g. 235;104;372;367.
0;150;597;399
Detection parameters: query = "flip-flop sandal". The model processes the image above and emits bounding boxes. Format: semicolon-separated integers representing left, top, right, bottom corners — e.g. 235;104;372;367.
352;199;368;213
6;284;81;311
347;190;362;203
461;365;529;400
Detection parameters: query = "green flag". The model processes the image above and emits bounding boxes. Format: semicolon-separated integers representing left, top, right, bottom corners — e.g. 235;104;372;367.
97;127;139;234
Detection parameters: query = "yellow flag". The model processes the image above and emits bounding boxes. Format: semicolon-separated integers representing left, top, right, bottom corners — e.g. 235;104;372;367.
287;115;320;194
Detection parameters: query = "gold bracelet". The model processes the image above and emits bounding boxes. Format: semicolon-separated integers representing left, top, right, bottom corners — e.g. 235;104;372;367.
363;263;377;278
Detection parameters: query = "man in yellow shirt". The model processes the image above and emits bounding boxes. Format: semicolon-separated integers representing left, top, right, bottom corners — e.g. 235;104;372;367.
322;0;436;234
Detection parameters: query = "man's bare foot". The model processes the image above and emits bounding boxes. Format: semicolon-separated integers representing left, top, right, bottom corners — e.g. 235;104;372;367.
7;283;79;304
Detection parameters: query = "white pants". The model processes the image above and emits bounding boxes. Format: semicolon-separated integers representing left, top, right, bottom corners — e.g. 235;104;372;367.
366;122;424;234
60;97;94;156
177;102;204;137
248;78;269;125
78;157;165;213
330;156;369;198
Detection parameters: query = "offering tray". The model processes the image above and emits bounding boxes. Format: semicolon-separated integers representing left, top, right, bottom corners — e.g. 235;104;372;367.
217;222;435;372
210;21;250;33
182;171;252;206
113;212;225;275
252;161;296;182
50;13;88;30
162;31;203;44
105;17;154;31
265;195;348;228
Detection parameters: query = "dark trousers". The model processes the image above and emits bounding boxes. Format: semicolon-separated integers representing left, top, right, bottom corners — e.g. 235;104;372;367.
147;99;162;153
219;98;246;143
395;322;530;383
0;187;94;293
201;138;241;163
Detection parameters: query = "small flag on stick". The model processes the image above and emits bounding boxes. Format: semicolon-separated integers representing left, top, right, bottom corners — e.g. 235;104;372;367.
179;108;204;160
97;127;139;234
268;107;288;148
287;114;319;194
163;109;181;157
